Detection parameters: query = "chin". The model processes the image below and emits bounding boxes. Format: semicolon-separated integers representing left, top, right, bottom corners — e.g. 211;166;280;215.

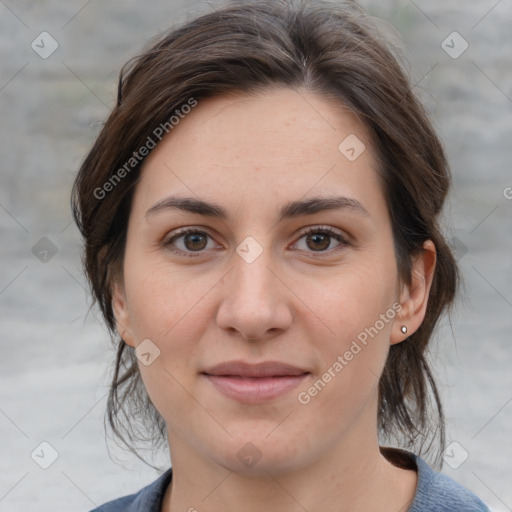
206;430;311;477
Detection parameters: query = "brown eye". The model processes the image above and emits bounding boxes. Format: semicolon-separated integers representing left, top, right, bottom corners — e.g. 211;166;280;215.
293;226;349;254
165;229;216;256
305;232;331;251
184;232;208;251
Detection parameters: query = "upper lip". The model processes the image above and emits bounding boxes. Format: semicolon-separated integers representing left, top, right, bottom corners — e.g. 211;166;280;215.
202;361;310;378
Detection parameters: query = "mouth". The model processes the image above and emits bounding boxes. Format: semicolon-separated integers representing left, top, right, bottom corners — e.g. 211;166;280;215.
201;361;310;404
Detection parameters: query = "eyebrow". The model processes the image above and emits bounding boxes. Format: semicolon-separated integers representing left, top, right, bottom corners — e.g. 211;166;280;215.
278;196;369;221
144;195;370;221
145;196;226;219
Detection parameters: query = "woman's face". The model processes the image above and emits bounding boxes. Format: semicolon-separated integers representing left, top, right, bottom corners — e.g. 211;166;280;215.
113;88;428;475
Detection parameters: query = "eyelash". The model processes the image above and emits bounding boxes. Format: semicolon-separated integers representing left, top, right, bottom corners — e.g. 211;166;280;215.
163;226;350;258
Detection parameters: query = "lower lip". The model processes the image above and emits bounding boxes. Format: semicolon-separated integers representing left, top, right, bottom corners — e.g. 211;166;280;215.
204;374;309;403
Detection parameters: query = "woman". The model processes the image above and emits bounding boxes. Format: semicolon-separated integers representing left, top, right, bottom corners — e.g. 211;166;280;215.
72;0;490;510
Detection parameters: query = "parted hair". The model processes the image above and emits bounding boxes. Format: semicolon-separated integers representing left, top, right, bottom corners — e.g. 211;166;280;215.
72;0;458;467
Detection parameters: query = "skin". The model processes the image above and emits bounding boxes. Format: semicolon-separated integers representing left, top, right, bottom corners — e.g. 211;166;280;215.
112;87;436;512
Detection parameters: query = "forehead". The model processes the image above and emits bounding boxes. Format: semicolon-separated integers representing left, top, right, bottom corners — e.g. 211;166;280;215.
135;87;383;216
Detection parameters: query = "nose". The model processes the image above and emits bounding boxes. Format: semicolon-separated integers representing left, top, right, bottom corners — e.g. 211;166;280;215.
215;248;293;341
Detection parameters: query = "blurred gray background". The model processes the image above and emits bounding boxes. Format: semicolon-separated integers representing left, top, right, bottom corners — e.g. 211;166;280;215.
1;0;511;510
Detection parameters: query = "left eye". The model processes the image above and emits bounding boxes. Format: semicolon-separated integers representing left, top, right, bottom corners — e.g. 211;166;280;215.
294;228;347;252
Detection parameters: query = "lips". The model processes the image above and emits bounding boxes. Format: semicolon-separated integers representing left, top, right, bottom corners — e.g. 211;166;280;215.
203;361;309;378
202;361;310;403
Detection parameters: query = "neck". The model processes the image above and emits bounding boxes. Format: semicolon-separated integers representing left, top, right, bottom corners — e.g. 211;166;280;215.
162;424;417;512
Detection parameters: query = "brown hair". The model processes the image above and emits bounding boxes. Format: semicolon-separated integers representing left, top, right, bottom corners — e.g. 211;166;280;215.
72;0;458;467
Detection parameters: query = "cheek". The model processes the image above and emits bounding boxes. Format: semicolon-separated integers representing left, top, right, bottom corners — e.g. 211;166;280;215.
296;309;393;439
298;260;397;402
128;274;210;434
304;258;398;340
123;253;215;340
121;258;213;401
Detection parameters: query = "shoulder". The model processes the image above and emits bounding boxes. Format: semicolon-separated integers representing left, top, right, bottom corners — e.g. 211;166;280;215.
89;468;173;512
409;455;490;512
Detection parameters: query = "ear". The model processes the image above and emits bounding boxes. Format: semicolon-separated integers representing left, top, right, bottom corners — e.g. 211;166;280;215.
391;240;436;345
112;279;136;347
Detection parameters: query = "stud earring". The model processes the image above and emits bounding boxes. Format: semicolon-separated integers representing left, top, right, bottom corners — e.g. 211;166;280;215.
400;325;407;334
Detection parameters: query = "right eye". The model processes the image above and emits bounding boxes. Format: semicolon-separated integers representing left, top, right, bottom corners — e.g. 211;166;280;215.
164;228;220;257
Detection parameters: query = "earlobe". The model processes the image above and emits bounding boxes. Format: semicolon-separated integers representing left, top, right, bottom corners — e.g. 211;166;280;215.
112;280;136;347
391;240;436;345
